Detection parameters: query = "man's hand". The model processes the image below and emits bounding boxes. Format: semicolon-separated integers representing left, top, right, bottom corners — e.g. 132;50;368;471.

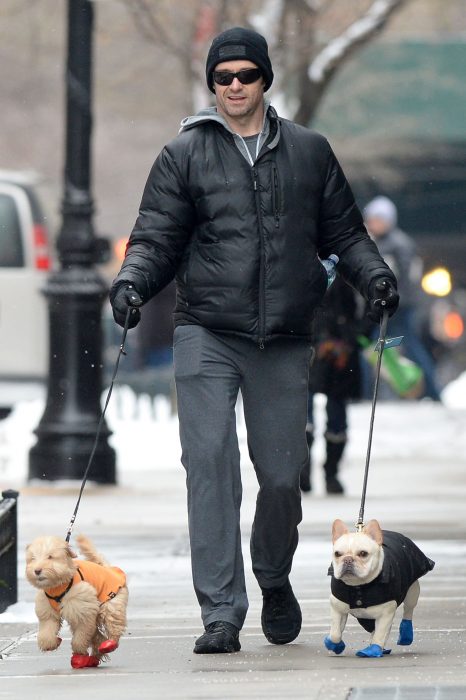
367;278;399;322
111;284;143;328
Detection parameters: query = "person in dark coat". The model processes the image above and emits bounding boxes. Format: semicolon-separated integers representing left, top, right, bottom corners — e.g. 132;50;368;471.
110;27;399;655
300;277;361;495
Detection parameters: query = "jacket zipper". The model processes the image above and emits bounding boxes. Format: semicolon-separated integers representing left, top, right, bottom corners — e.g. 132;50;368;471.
272;164;280;228
253;167;266;349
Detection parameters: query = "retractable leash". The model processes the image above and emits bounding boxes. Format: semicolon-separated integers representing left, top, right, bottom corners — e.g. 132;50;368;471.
65;306;135;544
355;305;403;533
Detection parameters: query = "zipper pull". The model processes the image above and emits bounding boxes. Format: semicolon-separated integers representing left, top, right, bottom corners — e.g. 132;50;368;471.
259;338;265;350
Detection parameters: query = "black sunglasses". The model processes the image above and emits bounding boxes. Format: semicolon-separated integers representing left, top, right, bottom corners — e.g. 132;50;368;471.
213;68;262;86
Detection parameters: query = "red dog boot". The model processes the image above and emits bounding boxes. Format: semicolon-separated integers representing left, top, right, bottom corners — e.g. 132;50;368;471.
99;639;118;654
71;654;100;669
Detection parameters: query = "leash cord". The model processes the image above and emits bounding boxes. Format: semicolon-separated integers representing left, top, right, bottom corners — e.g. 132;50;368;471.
65;307;133;543
356;308;389;531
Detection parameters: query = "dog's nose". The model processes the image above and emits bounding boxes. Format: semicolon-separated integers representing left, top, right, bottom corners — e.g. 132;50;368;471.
34;568;42;576
343;557;353;565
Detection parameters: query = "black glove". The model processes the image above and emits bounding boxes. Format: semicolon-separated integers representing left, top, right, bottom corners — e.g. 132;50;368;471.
110;283;143;329
367;278;399;322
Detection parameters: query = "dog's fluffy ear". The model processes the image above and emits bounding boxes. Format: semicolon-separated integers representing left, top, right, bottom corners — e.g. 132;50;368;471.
363;519;383;545
66;543;78;558
332;519;349;543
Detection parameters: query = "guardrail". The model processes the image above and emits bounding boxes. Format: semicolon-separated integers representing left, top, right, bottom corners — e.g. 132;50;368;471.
0;490;19;613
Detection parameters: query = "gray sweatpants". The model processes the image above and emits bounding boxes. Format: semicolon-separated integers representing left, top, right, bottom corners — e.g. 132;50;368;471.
173;324;311;629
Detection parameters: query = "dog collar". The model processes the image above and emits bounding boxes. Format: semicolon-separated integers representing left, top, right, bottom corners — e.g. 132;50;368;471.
45;567;84;604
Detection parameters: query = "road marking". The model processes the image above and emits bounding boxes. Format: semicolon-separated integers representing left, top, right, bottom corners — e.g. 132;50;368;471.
0;631;36;659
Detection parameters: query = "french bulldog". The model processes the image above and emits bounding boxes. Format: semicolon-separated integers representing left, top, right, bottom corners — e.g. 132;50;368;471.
324;518;434;658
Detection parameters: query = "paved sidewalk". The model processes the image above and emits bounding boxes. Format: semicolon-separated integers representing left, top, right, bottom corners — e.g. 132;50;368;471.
1;403;466;699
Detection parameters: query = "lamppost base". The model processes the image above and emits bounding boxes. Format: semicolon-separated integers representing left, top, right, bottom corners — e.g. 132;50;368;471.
28;267;116;484
29;434;116;484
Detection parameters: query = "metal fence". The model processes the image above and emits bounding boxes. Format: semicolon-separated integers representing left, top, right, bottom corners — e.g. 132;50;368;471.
0;490;19;613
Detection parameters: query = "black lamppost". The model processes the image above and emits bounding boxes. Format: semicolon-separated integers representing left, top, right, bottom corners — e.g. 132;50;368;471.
29;0;115;483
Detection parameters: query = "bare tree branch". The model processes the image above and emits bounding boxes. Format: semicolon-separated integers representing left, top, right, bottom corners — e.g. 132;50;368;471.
120;0;410;123
124;0;191;60
309;0;407;85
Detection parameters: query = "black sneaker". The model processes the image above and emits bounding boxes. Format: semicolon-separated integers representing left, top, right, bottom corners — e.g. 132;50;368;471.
326;476;344;494
261;580;302;645
193;621;241;654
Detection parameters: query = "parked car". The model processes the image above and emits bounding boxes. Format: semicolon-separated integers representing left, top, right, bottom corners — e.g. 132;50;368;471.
0;170;50;417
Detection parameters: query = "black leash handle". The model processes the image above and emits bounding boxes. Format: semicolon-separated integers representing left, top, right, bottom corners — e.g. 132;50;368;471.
356;308;389;532
65;306;133;543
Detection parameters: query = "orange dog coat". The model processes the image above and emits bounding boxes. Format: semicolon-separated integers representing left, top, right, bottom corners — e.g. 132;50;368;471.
45;559;126;612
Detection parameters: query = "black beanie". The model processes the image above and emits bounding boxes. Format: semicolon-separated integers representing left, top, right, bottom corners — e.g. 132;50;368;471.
206;27;274;93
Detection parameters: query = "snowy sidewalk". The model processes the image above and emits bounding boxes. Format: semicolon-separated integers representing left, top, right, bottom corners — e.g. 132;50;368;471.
1;394;466;698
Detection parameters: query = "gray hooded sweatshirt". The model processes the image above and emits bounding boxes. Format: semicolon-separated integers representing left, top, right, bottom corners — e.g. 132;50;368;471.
179;101;272;167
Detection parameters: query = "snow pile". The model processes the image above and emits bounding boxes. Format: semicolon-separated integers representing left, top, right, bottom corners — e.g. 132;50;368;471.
0;602;36;624
440;370;466;409
0;373;465;487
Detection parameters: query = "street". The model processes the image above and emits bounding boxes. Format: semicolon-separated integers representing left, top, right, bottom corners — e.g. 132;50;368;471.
1;399;466;698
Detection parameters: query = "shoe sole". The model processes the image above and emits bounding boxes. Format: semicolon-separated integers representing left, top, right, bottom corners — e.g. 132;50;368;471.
262;627;301;645
193;641;241;654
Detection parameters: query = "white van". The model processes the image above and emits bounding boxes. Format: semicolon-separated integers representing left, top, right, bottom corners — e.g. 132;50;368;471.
0;171;50;415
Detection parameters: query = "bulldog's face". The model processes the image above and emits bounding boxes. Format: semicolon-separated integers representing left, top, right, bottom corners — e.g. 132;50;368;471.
331;519;384;586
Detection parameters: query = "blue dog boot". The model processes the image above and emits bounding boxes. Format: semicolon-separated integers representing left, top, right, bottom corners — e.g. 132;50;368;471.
398;619;414;645
324;636;345;655
356;643;384;658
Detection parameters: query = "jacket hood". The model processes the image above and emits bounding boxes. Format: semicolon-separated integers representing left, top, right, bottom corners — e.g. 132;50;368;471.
179;99;273;134
179;106;225;133
179;101;278;166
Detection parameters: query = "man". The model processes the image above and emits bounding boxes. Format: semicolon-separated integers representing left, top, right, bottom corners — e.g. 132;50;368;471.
110;27;399;654
364;196;441;401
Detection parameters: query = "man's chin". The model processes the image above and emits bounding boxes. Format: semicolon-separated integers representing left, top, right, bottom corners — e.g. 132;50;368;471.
225;104;249;116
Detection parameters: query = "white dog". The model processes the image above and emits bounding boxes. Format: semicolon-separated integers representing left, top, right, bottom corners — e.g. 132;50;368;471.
325;519;434;657
26;534;128;669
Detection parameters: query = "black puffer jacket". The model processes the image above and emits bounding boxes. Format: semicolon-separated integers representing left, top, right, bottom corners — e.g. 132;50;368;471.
112;107;396;344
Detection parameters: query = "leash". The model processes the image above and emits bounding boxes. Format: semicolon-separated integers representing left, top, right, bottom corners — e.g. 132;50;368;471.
356;306;402;532
65;307;133;543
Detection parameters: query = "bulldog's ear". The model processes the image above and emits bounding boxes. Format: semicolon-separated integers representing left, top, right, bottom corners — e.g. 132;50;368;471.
363;519;383;545
332;519;349;543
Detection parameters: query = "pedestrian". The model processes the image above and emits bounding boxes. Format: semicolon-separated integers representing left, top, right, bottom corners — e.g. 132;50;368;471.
110;27;399;655
300;277;362;495
364;196;441;401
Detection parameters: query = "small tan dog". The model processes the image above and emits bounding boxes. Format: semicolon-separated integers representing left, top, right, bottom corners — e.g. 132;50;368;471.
26;534;128;669
325;519;434;658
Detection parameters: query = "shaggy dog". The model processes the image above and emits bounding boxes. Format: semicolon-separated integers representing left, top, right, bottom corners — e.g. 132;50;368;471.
25;534;128;669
